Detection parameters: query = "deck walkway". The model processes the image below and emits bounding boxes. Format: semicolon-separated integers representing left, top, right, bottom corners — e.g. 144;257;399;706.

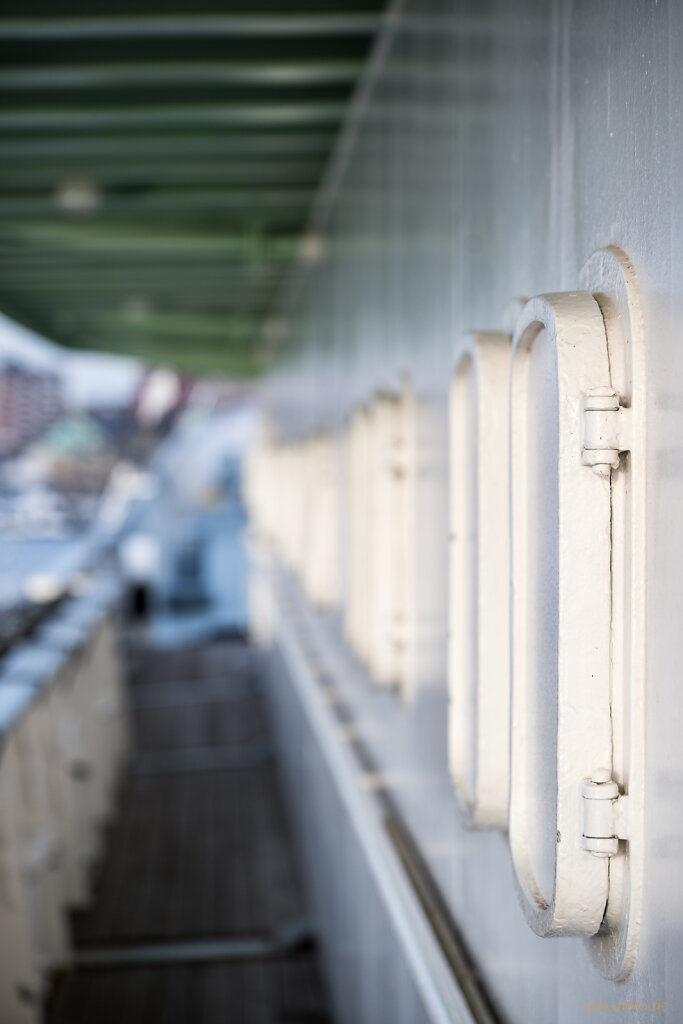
46;637;332;1024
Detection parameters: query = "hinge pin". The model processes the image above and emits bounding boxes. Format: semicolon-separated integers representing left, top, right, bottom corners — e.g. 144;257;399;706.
582;387;631;477
581;769;629;857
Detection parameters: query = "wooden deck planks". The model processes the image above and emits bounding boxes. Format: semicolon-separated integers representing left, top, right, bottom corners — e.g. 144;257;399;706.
47;639;332;1024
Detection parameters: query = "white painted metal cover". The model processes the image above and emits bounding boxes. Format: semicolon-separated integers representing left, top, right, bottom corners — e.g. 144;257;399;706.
508;257;644;978
509;291;614;937
448;332;511;829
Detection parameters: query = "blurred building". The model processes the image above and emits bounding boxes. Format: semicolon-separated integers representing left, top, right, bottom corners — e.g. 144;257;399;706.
0;357;62;456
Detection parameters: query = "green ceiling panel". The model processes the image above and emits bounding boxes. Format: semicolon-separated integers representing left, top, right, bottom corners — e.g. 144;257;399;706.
0;3;385;376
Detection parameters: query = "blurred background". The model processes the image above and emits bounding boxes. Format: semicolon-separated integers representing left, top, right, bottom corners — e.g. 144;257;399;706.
0;314;255;646
0;4;386;1024
0;0;386;636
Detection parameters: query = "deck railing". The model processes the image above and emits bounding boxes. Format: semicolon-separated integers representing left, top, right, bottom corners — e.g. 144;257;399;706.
0;574;129;1023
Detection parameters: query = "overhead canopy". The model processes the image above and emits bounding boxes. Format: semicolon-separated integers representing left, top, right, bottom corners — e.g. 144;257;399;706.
0;1;384;377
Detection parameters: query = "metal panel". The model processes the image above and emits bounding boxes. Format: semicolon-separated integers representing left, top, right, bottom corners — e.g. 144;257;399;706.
260;1;680;1018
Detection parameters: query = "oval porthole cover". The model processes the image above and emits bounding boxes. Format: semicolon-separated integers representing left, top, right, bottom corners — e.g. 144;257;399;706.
508;254;643;978
448;332;512;829
368;392;403;689
509;290;616;938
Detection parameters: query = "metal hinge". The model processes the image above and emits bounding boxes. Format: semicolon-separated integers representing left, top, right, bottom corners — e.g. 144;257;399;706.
581;769;630;857
582;388;632;476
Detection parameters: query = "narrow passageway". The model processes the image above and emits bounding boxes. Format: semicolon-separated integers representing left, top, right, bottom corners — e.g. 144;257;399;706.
46;637;332;1024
